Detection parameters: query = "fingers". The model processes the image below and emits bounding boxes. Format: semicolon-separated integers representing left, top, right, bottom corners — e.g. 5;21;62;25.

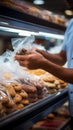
36;49;42;53
15;55;28;61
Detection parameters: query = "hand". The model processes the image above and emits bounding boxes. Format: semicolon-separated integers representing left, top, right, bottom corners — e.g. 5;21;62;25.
15;50;46;69
36;49;47;55
36;49;49;59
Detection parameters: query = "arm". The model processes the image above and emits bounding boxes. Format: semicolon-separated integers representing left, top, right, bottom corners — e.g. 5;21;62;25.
41;58;73;84
15;51;73;84
36;49;67;66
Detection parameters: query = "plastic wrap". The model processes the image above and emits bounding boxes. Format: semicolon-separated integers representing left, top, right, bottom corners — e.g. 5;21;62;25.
0;38;49;118
12;36;35;53
0;83;16;118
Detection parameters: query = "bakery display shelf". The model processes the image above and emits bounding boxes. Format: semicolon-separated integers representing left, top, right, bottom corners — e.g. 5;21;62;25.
0;5;66;33
0;88;68;130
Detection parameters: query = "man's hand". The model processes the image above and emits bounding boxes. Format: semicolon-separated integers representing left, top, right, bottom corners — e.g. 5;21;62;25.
15;50;46;69
36;49;66;66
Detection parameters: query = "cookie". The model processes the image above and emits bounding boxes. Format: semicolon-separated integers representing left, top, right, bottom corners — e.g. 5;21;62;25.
13;94;22;103
6;100;15;108
6;85;16;97
14;104;24;111
21;100;29;105
22;84;37;93
10;82;23;91
28;93;38;98
19;90;28;98
2;96;9;104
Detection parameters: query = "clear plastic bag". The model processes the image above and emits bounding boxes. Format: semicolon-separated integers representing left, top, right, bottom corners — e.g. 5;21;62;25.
0;46;48;117
0;83;16;118
12;36;35;53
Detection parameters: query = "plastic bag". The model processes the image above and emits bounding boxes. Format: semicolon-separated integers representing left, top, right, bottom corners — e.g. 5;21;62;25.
15;70;48;99
0;50;30;118
12;36;35;53
0;83;16;118
0;48;48;116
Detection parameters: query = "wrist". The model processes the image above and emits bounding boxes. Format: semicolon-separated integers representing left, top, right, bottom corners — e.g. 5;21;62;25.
40;58;48;70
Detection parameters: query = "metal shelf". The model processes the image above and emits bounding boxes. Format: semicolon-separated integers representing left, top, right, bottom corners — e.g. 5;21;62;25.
0;88;68;130
60;118;71;130
0;5;66;33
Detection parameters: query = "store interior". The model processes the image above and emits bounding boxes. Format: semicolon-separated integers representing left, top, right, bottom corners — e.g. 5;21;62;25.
0;0;73;130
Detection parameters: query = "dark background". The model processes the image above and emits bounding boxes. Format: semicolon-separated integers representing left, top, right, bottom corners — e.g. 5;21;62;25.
25;0;73;19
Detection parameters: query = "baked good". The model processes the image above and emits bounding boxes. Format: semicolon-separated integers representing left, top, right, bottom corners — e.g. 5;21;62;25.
61;83;67;88
1;106;7;114
19;90;28;98
9;82;23;91
28;69;46;76
47;113;55;119
2;97;9;104
13;94;22;103
45;82;56;89
42;77;55;83
49;89;57;94
28;93;38;98
17;48;27;55
6;85;16;97
4;107;14;114
0;0;29;14
3;72;12;79
22;84;37;93
21;100;29;105
6;100;15;108
14;104;24;111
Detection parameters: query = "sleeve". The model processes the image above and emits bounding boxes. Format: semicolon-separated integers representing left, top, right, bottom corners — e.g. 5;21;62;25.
61;19;73;51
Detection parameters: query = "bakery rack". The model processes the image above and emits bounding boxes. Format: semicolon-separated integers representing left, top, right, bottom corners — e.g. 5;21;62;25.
0;5;66;33
0;3;69;130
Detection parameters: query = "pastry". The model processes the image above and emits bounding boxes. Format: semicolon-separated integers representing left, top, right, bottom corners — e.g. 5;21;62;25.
3;72;12;79
19;90;28;98
28;93;38;98
13;94;22;103
18;48;27;55
10;82;23;91
42;77;55;83
61;83;67;88
6;85;16;97
2;97;9;104
4;107;14;114
28;69;46;76
21;100;29;105
47;113;55;119
45;82;56;88
0;91;9;104
49;89;57;94
14;104;24;111
6;100;15;108
22;84;37;93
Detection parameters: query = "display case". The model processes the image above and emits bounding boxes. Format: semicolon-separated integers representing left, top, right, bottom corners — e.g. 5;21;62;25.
0;2;69;130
